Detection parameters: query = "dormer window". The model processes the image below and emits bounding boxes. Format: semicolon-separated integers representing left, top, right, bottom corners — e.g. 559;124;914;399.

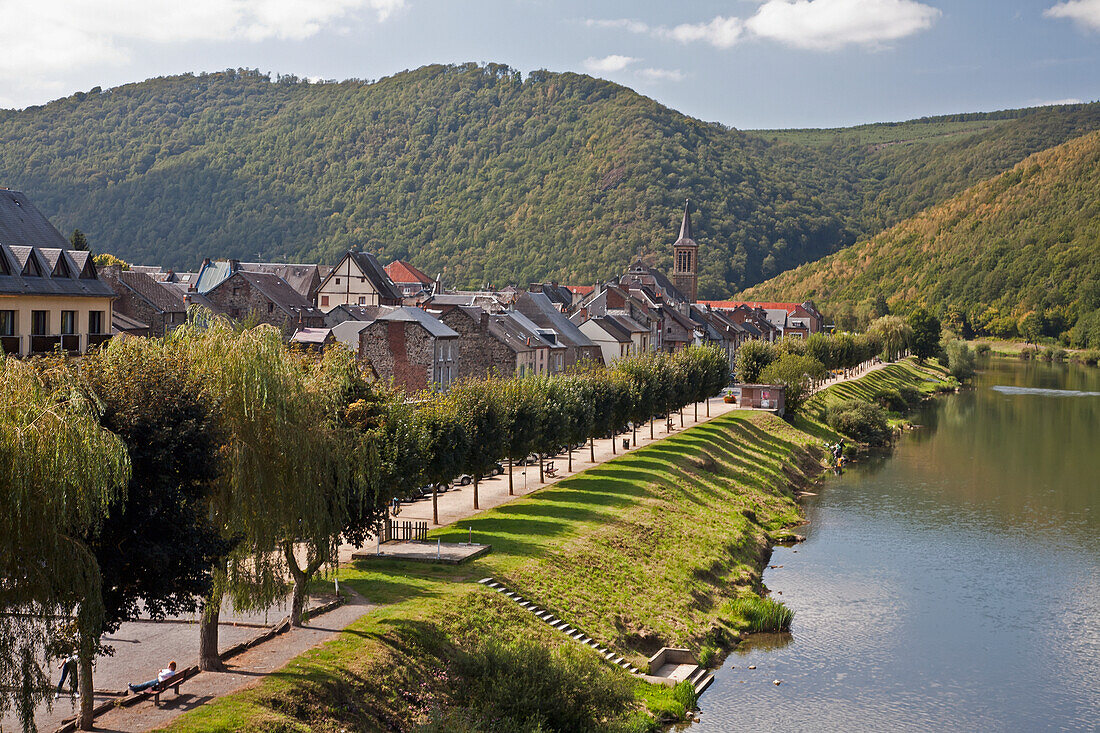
22;252;43;277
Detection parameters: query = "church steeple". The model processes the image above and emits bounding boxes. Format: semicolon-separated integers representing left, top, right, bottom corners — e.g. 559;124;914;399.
672;199;698;303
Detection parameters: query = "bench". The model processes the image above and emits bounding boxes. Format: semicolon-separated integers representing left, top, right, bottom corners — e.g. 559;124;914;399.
148;670;188;706
544;461;557;478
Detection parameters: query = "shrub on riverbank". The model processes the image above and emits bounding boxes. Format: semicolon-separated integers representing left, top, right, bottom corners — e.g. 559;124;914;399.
825;399;892;446
724;594;794;633
945;340;977;383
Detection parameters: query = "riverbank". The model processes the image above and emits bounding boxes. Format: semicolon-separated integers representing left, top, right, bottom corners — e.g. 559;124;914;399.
153;361;946;732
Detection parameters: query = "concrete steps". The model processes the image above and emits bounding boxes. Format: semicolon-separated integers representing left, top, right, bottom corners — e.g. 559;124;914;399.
687;665;714;696
478;577;642;676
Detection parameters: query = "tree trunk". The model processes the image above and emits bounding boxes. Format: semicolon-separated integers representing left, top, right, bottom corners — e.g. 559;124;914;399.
199;590;226;672
473;476;479;510
284;541;324;627
706;398;710;417
590;436;595;462
538;455;544;483
76;612;96;730
649;419;654;440
680;407;684;427
508;458;513;495
432;484;439;525
632;424;636;447
612;434;616;454
568;446;573;473
695;401;698;422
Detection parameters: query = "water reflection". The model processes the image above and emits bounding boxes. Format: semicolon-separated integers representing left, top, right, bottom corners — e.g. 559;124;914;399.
694;360;1100;732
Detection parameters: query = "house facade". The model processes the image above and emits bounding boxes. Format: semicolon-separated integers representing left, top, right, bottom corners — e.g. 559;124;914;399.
316;251;403;311
358;306;458;393
99;265;186;337
0;191;114;356
204;270;326;333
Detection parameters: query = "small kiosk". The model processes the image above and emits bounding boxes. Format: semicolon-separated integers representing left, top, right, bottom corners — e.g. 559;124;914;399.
724;384;786;417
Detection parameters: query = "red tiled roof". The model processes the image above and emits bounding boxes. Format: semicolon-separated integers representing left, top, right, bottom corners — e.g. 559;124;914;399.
700;300;802;313
564;285;594;295
385;259;433;285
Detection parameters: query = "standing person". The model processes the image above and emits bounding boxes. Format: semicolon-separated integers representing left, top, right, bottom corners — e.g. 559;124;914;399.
128;661;177;693
55;654;78;698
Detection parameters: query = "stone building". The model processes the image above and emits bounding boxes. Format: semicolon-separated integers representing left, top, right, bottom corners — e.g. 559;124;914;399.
99;265;187;337
441;305;554;379
204;270;326;334
513;291;601;368
358;306;458;393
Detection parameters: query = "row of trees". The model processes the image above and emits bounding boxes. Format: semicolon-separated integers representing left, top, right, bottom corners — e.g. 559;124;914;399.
1;315;729;732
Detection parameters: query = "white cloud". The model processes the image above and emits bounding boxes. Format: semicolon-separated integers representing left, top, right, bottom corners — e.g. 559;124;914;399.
1045;0;1100;31
585;0;939;52
0;0;403;88
665;16;745;48
746;0;941;50
638;68;686;82
585;18;651;34
583;54;637;74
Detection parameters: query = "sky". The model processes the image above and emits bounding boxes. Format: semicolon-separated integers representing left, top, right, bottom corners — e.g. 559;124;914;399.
1;0;1098;129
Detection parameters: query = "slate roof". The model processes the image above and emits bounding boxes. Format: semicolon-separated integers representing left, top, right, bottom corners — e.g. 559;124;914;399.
514;292;596;349
623;261;689;304
674;200;697;248
116;270;186;313
0;244;115;298
586;316;633;343
239;262;322;298
112;311;150;333
385;259;433;285
347;251;403;302
238;271;324;317
374;306;458;339
487;313;544;353
0;190;70;249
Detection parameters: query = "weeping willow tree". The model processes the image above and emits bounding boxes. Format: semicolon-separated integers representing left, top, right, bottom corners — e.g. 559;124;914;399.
168;315;348;669
0;354;130;732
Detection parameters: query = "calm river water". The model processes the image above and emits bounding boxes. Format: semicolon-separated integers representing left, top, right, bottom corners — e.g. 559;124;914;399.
695;359;1100;731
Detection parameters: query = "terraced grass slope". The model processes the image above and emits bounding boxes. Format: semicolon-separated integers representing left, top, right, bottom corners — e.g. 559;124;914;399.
158;409;821;732
801;359;950;424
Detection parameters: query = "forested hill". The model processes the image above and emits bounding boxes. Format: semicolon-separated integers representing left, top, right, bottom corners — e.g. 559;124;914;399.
741;130;1100;347
2;65;1099;297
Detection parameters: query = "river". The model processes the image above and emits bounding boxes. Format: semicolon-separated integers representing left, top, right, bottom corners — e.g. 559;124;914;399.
694;359;1100;731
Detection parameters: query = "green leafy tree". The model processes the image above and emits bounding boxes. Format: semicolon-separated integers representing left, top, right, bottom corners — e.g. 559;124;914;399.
450;378;508;509
907;307;942;362
0;355;130;731
735;340;777;383
868;315;913;362
759;354;827;414
1018;311;1043;344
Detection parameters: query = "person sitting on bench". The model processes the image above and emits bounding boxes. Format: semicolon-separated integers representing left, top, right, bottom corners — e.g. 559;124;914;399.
128;661;177;693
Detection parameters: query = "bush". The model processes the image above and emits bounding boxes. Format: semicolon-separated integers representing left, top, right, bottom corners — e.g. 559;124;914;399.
724;594;794;633
944;340;977;383
1052;347;1067;362
974;343;991;358
1081;349;1100;366
826;399;892;447
735;340;777;383
447;636;635;731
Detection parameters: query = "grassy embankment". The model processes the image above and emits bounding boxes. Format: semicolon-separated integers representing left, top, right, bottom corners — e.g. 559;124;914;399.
159;362;945;732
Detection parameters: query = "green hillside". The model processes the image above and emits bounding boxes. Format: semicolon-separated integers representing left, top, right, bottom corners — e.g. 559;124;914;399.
741;130;1100;347
2;64;1099;297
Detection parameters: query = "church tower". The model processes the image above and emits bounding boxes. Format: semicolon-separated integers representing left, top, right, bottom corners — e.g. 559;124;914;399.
671;200;698;303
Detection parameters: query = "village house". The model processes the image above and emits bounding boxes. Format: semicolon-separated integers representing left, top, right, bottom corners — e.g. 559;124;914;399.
358;306;458;393
0;190;114;356
385;259;435;298
700;300;825;336
204;270;326;334
513;291;601;368
194;258;327;302
572;283;657;353
578;316;634;364
441;305;555;378
99;265;187;337
316;250;403;311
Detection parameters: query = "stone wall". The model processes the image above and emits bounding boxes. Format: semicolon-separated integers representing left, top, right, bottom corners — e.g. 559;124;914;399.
440;308;517;379
360;320;435;393
205;273;324;334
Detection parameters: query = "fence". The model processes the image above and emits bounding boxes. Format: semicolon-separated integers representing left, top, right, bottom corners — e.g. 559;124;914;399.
381;518;429;542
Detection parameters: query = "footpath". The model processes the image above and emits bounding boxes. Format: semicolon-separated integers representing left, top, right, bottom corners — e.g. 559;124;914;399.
39;359;886;732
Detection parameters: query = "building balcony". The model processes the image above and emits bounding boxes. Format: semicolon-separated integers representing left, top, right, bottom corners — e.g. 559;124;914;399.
0;335;21;356
87;333;112;349
30;335;63;354
61;334;81;353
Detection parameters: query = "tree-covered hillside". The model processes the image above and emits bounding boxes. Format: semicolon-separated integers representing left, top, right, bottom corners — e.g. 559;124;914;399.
1;64;1099;297
741;130;1100;347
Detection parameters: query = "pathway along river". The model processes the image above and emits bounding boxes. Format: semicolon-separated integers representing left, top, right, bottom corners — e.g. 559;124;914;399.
695;359;1100;731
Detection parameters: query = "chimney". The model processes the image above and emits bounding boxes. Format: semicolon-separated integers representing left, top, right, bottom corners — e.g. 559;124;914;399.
480;310;489;330
201;257;211;268
228;259;241;274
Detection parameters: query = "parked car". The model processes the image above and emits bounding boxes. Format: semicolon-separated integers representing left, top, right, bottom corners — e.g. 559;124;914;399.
455;474;473;486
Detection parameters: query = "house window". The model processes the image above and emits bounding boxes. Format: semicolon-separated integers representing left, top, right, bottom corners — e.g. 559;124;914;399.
88;311;104;334
358;296;366;305
335;277;341;285
321;295;329;307
31;310;49;335
60;311;76;335
232;286;241;296
0;310;15;336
